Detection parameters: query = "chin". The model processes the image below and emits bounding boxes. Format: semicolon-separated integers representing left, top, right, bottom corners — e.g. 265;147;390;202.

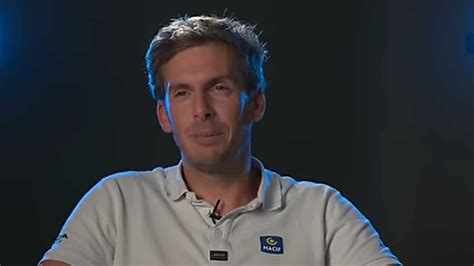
184;149;229;170
187;158;224;173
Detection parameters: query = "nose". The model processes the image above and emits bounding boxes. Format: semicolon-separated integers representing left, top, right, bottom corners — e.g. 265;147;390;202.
192;92;214;120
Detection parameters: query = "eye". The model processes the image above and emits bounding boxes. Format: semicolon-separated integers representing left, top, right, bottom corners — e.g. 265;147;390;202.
173;90;188;97
211;84;231;94
214;85;228;91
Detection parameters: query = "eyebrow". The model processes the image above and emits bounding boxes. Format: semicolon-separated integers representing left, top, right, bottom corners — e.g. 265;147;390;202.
168;76;238;93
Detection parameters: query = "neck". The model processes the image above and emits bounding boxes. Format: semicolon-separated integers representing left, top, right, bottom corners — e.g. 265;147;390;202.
181;156;261;216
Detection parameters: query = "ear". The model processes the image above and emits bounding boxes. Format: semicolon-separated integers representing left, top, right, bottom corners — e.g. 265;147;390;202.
251;91;266;122
156;100;173;133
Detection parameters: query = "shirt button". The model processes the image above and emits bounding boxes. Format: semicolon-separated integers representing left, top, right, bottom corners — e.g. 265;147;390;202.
214;228;223;238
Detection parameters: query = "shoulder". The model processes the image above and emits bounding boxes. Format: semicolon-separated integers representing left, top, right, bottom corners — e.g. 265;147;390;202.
274;172;340;201
83;165;173;200
66;165;176;218
100;166;166;186
269;171;359;215
262;168;345;212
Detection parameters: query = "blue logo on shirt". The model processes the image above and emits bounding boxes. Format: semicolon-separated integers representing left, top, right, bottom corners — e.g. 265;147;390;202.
260;236;283;254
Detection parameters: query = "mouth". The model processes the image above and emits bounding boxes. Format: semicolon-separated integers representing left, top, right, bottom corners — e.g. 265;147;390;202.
191;132;224;145
193;132;223;137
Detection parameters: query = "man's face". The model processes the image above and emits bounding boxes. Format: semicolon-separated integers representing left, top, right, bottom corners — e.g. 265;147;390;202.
156;42;265;172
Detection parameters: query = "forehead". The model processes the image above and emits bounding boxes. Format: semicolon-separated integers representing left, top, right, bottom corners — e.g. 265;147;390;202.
160;42;242;85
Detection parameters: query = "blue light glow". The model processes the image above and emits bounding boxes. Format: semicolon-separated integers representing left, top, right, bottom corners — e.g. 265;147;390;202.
0;11;6;68
0;10;11;74
467;34;474;54
0;13;3;62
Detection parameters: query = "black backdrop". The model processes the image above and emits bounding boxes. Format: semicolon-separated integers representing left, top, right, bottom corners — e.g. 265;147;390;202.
1;0;473;265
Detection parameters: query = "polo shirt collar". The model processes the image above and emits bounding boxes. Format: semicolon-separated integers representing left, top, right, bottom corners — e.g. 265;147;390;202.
162;161;187;201
163;157;282;211
253;157;282;211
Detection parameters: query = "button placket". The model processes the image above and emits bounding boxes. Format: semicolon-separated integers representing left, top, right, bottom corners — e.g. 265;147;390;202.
207;219;233;263
213;228;223;238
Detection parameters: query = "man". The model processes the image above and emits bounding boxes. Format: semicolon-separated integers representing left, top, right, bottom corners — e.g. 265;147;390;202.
39;14;401;265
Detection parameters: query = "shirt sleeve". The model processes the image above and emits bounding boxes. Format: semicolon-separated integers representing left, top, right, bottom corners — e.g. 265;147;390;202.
38;178;117;266
324;187;402;265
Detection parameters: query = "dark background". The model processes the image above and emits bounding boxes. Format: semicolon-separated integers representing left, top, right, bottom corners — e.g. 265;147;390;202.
1;0;473;265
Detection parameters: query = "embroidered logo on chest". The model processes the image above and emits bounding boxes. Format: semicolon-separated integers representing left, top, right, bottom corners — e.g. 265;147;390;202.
259;236;284;254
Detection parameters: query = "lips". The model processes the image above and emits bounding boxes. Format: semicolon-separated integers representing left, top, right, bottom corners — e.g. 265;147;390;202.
193;132;222;137
190;131;224;145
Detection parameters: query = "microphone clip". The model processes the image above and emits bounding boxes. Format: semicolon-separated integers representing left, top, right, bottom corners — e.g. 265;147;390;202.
210;199;222;224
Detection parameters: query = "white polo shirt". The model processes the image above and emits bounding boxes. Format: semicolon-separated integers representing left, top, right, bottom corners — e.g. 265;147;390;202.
39;158;401;265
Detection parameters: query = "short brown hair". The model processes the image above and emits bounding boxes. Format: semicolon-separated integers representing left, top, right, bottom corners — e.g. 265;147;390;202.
145;15;268;100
